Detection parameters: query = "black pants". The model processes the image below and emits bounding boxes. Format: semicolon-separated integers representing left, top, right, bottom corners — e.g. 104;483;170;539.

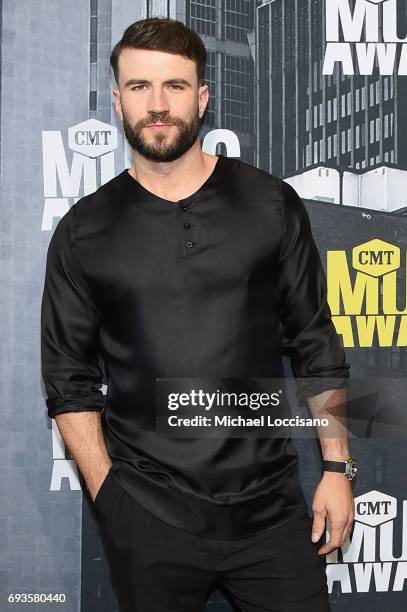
94;469;330;612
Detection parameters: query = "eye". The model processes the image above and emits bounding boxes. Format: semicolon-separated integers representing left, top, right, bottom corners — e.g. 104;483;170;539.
131;85;147;91
169;84;184;90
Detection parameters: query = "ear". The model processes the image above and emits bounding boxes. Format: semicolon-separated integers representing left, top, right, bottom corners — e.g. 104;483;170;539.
113;87;123;121
198;83;209;119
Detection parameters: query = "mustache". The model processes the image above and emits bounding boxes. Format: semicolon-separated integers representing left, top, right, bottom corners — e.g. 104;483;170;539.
139;112;181;127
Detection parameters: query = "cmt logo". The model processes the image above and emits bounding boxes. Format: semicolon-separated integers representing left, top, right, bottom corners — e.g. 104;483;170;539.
327;238;407;347
352;239;399;276
68;119;117;157
355;490;397;526
323;0;407;76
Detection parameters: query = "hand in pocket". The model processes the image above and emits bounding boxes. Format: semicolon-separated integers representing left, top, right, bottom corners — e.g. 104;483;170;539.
92;465;113;505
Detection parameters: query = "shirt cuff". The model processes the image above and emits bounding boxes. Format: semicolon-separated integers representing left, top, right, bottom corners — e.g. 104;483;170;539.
46;390;105;419
295;365;350;402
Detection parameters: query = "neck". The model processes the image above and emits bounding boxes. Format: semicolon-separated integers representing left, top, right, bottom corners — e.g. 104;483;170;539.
128;145;218;202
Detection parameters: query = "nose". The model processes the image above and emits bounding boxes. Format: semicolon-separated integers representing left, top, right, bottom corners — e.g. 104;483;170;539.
146;85;170;117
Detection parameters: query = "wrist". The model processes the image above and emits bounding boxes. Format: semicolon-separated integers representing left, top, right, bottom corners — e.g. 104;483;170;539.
323;453;351;462
321;447;351;462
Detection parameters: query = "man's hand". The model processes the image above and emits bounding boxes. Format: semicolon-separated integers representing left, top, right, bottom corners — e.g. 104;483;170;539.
88;462;113;503
311;472;355;555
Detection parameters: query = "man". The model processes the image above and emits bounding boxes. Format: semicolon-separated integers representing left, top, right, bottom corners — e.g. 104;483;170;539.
41;17;355;612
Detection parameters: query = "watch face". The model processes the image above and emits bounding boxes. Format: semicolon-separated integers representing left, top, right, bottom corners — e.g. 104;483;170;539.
347;459;358;480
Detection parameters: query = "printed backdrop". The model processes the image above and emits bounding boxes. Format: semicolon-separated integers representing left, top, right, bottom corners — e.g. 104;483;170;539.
1;0;407;610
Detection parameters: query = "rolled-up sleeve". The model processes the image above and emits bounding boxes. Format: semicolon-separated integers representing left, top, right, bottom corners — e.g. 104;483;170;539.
40;205;105;419
277;179;350;400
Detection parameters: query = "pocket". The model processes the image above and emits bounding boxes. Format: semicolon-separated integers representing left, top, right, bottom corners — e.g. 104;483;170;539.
94;466;113;509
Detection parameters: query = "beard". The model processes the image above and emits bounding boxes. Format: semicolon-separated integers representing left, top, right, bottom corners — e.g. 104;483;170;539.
122;107;202;162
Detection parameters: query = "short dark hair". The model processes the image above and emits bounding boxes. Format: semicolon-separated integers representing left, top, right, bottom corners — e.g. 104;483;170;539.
110;17;207;87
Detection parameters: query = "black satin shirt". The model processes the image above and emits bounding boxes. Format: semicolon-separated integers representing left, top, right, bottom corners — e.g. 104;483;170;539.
41;154;350;538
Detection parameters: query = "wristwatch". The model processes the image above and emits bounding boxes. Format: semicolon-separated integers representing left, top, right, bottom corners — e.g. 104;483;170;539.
322;457;358;481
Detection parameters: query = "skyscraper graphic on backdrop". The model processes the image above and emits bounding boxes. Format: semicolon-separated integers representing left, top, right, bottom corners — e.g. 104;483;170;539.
186;0;256;163
256;0;407;177
65;0;407;212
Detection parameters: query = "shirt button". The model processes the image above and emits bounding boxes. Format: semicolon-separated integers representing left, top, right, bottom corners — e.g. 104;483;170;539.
186;241;193;248
181;206;188;212
184;222;190;229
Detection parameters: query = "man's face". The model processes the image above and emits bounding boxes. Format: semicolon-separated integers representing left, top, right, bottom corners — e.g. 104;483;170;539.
113;48;209;162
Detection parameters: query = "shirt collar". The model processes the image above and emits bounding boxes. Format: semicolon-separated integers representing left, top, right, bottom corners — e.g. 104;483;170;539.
119;154;227;208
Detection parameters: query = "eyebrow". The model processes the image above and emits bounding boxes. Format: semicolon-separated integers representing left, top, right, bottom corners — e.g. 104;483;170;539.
123;78;192;89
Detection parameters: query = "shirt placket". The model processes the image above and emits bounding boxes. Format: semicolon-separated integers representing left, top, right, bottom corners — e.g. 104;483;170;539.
177;201;196;258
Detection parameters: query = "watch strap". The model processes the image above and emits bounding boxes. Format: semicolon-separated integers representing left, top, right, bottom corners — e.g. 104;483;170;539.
322;460;348;473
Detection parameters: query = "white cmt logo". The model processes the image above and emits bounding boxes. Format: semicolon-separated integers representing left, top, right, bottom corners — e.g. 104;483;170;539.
355;490;397;526
68;119;117;158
